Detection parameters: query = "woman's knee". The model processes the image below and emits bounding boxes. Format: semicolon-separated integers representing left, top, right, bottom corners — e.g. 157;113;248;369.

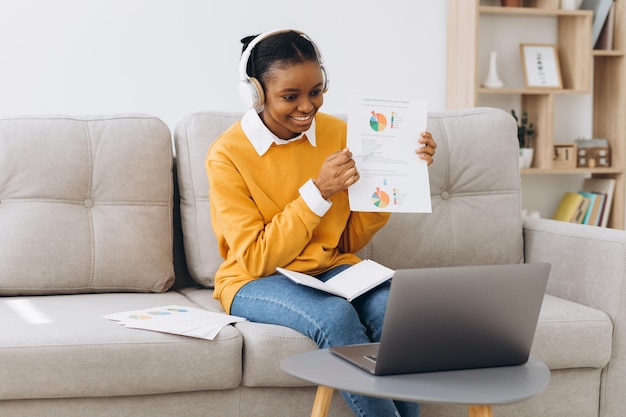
309;296;370;348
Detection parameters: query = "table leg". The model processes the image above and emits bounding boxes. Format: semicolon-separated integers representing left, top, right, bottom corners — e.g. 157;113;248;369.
311;385;334;417
468;405;493;417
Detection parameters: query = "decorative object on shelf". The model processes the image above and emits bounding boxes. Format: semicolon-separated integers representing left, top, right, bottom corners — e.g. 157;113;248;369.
481;51;504;88
522;208;541;218
520;44;563;89
519;148;534;169
575;138;610;167
511;110;535;169
501;0;522;6
553;143;577;168
561;0;578;10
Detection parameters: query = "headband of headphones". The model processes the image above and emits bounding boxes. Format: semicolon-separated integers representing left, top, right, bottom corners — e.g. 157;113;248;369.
238;29;328;108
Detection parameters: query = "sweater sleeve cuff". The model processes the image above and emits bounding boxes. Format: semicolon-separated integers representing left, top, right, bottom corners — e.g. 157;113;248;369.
299;179;332;217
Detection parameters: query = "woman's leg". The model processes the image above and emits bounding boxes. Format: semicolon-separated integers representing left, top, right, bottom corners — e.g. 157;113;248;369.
231;266;370;348
352;281;420;417
230;266;415;416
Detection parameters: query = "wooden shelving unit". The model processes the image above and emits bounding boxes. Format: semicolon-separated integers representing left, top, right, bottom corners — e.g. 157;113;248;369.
447;0;626;229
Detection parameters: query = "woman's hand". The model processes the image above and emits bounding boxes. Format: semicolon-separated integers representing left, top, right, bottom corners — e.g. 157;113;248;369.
314;148;359;200
416;131;437;166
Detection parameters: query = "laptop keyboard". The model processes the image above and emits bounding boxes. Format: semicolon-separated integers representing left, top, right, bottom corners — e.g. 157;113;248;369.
364;354;377;363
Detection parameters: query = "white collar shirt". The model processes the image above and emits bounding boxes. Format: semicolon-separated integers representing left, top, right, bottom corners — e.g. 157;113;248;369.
241;107;317;156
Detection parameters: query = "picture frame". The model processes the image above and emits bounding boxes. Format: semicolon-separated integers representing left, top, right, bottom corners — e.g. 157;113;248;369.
520;44;563;89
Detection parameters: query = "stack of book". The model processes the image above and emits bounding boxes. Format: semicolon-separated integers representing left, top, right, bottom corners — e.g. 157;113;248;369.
553;178;615;227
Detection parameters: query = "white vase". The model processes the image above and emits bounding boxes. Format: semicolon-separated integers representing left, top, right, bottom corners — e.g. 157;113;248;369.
482;51;503;88
561;0;576;10
519;148;534;169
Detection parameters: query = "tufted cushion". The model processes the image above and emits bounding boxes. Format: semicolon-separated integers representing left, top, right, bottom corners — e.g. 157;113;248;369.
0;114;174;294
357;107;524;268
174;112;241;287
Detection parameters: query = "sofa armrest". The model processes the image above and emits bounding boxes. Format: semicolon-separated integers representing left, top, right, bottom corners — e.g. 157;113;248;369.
523;217;626;314
523;216;626;314
523;215;626;417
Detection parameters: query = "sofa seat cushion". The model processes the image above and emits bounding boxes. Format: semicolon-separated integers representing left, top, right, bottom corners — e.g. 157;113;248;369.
0;114;174;295
0;292;242;400
182;288;613;389
532;294;612;370
180;287;317;387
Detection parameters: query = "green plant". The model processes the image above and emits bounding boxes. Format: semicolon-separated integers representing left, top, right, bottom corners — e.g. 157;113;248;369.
511;110;535;148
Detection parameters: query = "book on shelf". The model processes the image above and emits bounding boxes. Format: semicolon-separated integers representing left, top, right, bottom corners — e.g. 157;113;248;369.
573;195;591;224
582;178;616;227
553;192;586;223
579;191;603;226
580;0;614;48
596;1;616;50
554;179;616;227
276;259;394;301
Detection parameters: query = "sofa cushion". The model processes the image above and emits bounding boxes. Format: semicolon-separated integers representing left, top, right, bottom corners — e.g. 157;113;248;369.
357;108;524;268
532;294;612;370
174;112;241;287
180;288;611;390
0;114;174;294
0;292;242;400
180;287;316;387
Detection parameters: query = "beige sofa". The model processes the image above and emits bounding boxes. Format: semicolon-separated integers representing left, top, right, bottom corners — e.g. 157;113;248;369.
0;108;623;417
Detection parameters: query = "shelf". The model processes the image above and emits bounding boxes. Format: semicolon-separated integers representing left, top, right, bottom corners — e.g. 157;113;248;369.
521;167;623;175
480;5;592;17
478;87;588;95
447;0;625;228
593;49;625;57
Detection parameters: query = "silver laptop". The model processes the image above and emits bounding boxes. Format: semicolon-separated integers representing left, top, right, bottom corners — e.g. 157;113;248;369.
330;263;550;376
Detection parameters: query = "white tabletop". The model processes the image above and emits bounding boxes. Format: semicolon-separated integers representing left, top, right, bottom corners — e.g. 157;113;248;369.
281;349;550;405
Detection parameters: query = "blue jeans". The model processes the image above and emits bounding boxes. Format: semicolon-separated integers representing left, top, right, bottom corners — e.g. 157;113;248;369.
230;264;420;417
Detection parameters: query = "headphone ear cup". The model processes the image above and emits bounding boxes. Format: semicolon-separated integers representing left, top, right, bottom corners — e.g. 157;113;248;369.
238;77;265;109
320;64;329;93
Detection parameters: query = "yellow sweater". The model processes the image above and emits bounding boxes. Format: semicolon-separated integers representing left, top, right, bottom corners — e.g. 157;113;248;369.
205;113;391;313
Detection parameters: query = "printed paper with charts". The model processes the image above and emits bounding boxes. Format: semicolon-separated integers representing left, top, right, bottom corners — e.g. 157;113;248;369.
347;97;431;213
103;305;246;340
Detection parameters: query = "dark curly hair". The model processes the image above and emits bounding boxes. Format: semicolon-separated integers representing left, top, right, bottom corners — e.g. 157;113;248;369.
241;30;320;90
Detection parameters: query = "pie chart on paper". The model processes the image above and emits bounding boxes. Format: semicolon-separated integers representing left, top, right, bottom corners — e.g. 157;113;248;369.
371;188;390;208
369;111;388;132
129;314;152;320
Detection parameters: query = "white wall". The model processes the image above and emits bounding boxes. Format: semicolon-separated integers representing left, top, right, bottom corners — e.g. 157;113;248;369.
0;0;595;219
0;0;448;129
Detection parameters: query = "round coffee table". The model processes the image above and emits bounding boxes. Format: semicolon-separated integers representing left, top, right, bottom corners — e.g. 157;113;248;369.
281;348;550;417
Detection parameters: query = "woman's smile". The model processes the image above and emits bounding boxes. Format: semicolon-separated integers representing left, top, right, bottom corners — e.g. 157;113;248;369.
260;60;325;139
291;114;313;122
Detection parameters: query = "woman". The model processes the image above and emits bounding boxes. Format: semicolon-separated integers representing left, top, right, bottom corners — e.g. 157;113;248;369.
206;29;436;417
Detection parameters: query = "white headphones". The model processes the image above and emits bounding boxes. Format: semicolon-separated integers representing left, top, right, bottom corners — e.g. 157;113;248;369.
238;29;329;109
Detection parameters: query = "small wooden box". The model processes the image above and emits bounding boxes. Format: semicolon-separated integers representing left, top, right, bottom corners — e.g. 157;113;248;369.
553;143;577;169
575;138;610;168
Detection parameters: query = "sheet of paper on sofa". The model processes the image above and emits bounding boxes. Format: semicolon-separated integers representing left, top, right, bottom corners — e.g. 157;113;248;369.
103;305;246;340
